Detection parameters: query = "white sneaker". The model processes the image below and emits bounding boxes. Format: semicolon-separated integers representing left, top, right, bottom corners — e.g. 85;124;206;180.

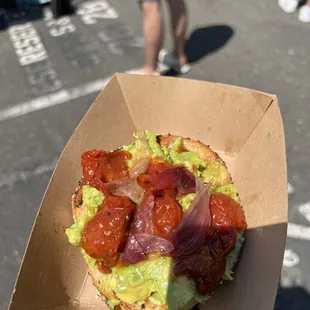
278;0;299;13
298;5;310;22
158;50;191;74
128;69;160;76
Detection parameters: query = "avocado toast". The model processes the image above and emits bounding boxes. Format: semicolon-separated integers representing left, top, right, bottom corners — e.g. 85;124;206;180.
65;131;247;310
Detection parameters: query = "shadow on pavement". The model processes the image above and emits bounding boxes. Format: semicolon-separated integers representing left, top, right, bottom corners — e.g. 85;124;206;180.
0;1;75;32
50;0;75;17
186;25;234;64
163;24;234;76
298;0;307;8
274;286;310;310
0;6;44;32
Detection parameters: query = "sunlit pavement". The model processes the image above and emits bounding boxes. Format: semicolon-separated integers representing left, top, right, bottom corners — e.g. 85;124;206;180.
0;1;309;309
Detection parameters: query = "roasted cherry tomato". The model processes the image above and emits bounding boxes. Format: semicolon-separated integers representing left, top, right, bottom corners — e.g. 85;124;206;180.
147;161;174;175
137;173;153;192
210;193;247;232
81;150;101;183
81;196;135;271
82;150;132;184
153;196;182;240
158;188;177;200
137;161;175;192
173;193;246;295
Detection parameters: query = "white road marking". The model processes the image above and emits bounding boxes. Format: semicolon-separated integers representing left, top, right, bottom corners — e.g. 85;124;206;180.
97;26;144;55
77;0;119;25
0;160;57;189
8;22;49;66
0;68;145;187
0;68;141;123
287;222;310;241
283;249;300;267
43;7;76;37
298;202;310;224
288;182;295;194
7;21;63;95
280;266;303;288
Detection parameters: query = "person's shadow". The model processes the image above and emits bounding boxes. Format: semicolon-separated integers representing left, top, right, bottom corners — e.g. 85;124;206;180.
274;286;310;310
163;25;234;76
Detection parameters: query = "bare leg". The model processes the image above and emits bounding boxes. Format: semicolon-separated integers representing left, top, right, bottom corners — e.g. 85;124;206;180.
141;1;163;74
166;0;188;65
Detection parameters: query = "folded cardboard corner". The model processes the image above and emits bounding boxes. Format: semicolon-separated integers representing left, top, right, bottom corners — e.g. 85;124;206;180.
9;73;287;310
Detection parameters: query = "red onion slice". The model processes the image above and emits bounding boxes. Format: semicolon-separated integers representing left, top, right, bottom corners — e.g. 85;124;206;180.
149;167;196;194
129;131;151;178
171;183;212;257
123;233;174;264
135;233;174;254
123;234;146;264
122;193;157;263
132;193;155;234
104;131;151;204
195;176;205;194
104;177;144;205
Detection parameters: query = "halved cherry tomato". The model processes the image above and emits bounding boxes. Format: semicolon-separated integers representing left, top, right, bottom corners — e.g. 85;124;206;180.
82;150;132;183
173;193;246;295
81;196;135;271
137;173;153;192
137;161;176;193
210;193;247;232
153;196;182;240
147;161;174;175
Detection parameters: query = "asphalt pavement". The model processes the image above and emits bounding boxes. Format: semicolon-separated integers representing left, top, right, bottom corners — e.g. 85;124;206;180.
0;0;310;309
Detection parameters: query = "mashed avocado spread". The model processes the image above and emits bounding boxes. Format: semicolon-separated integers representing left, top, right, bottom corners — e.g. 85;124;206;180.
65;131;244;309
65;186;104;246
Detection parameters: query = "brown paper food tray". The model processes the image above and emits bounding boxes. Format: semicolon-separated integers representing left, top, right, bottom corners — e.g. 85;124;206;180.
9;73;287;310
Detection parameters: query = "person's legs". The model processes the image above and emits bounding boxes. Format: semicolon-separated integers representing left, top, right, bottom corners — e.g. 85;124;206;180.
140;0;163;74
278;0;298;14
158;0;190;74
298;0;310;22
166;0;188;65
